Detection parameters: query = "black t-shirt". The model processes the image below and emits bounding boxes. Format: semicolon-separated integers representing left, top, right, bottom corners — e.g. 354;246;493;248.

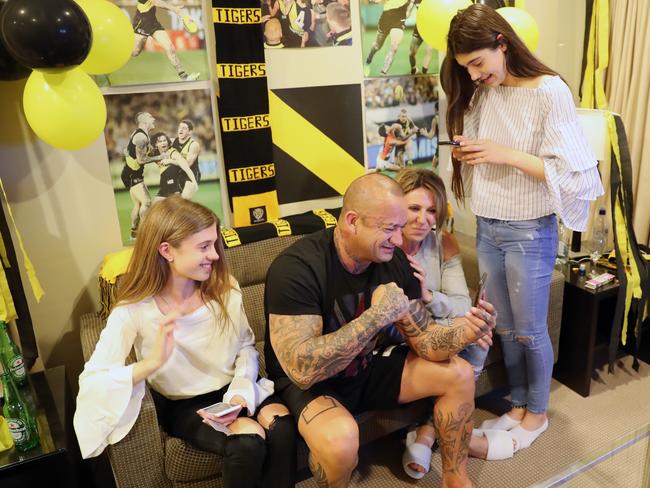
264;228;420;383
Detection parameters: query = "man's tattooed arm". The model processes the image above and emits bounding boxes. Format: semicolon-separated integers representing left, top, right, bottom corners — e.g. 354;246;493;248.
269;312;379;390
395;300;494;361
270;283;410;390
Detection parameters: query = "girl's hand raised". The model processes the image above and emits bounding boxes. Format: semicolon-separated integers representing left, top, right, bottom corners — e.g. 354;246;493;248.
148;312;179;369
132;312;179;384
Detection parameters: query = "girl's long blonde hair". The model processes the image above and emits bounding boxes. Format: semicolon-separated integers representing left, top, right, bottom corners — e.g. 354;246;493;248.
116;195;231;317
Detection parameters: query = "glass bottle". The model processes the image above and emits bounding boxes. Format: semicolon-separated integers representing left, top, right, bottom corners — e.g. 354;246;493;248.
0;321;26;386
590;207;609;276
1;372;40;452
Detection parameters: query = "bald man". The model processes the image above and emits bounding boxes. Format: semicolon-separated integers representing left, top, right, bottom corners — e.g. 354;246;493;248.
264;173;496;487
264;17;284;48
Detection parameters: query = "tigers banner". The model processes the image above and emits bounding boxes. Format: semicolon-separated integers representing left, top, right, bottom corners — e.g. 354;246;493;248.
211;0;279;226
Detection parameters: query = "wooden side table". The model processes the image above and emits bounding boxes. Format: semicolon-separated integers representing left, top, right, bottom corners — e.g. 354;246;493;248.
552;263;620;397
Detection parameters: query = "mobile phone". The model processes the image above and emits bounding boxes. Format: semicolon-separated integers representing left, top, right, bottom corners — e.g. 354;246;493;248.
202;402;241;417
438;140;461;146
473;272;488;307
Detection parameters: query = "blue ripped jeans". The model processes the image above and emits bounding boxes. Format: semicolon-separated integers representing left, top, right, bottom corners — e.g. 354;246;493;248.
476;215;557;413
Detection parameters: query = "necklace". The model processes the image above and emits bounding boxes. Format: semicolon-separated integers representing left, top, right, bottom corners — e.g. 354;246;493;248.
158;294;172;307
157;290;200;314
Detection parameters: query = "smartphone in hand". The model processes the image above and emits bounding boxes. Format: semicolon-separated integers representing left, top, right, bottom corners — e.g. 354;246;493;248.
439;140;461;146
473;272;488;307
202;402;241;417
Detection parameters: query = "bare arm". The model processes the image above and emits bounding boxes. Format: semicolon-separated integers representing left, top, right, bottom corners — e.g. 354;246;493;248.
152;0;183;16
131;132;151;165
394;299;495;362
185;140;200;167
139;153;165;164
270;0;279;17
270;282;409;390
405;0;416;18
165;153;197;187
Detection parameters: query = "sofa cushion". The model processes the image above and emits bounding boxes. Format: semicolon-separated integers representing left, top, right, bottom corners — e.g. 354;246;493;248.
165;436;223;482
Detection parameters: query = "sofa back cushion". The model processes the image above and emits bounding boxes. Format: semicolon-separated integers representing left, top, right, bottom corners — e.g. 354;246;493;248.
224;235;303;375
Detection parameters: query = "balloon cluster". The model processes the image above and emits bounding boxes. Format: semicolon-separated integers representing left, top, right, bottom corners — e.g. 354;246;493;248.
416;0;539;53
0;0;134;150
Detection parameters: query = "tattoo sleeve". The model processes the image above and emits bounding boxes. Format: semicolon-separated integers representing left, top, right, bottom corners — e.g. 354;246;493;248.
395;300;470;361
269;309;387;390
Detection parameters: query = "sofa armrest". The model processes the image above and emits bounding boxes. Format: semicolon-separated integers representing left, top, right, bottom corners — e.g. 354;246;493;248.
79;313;170;488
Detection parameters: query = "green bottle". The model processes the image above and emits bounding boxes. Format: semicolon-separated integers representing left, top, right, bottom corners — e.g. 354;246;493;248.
1;372;39;451
0;321;26;386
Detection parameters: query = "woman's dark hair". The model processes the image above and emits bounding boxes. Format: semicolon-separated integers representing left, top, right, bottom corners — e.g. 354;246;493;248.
440;3;557;201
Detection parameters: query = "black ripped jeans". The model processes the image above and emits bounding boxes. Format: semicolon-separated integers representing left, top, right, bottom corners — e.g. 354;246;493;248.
152;386;297;488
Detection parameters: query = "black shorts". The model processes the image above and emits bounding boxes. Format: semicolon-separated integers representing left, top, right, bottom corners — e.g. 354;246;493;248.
274;344;410;418
378;4;409;35
179;163;201;186
121;165;145;190
133;10;164;37
157;166;185;197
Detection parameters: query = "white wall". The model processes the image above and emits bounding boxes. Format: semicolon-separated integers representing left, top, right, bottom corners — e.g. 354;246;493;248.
0;79;123;383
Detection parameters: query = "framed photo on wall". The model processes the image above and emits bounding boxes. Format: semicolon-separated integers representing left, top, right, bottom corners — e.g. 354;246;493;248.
360;0;438;77
96;0;210;87
261;0;353;48
103;87;223;245
364;75;439;173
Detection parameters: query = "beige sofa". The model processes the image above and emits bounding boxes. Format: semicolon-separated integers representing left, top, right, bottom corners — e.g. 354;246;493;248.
79;230;564;487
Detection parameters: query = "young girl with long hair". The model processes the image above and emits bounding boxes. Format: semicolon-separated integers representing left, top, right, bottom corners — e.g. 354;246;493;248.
441;3;603;458
74;196;296;487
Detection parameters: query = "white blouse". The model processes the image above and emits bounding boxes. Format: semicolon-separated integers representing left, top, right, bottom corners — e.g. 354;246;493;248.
73;283;273;459
462;75;603;231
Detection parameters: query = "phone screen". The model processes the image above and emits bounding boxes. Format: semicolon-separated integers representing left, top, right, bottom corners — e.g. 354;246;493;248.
473;272;488;307
203;402;241;417
438;140;461;146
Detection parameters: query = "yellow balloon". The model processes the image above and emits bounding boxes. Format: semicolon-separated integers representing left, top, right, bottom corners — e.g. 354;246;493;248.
23;68;107;150
416;0;472;51
497;7;539;52
76;0;134;75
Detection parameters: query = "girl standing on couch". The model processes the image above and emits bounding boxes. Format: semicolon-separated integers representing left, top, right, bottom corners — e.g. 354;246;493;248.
396;167;490;476
441;3;603;456
74;195;296;488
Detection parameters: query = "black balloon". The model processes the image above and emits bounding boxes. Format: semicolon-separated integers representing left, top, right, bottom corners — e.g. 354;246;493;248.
0;1;28;80
0;0;92;71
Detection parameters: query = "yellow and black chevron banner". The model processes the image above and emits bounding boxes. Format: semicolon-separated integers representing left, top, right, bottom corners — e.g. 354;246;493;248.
269;85;365;204
212;0;279;227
